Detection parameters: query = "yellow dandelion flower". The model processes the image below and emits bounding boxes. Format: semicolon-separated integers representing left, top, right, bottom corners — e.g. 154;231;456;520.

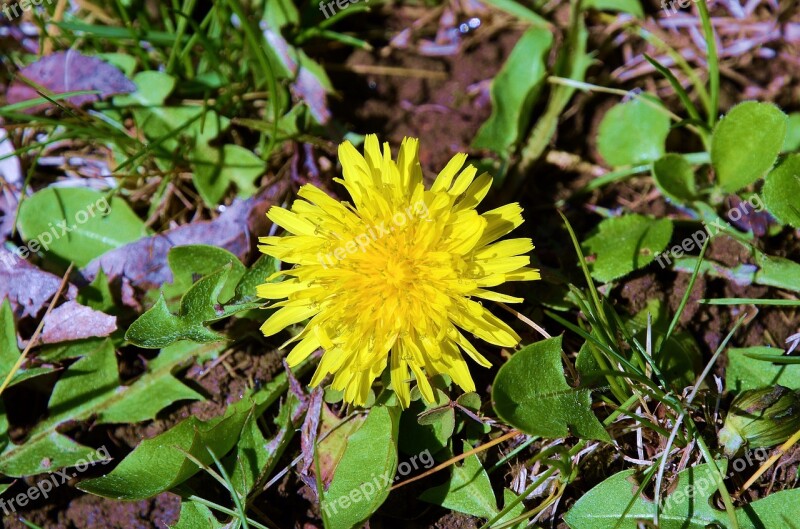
257;134;539;407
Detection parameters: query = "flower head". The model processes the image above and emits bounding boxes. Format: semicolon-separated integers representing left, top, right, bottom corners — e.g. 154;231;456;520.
257;135;538;407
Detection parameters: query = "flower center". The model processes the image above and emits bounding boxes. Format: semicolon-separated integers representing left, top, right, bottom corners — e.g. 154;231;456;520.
381;256;415;289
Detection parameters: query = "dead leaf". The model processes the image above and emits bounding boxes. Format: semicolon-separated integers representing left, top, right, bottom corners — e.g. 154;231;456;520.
8;51;136;113
0;128;22;241
81;187;277;291
0;248;78;319
39;300;117;345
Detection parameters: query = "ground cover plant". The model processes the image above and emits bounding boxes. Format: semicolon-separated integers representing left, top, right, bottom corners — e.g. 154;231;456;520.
0;0;799;527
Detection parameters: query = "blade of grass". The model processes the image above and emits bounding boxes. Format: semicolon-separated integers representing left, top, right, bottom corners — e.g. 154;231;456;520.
662;237;710;350
653;315;745;528
696;0;719;126
700;298;800;306
478;394;641;529
225;0;281;158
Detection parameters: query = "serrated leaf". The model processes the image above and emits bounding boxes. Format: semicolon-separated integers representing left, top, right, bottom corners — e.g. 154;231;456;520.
79;365;294;499
419;440;496;519
711;101;787;192
0;340;215;476
232;254;280;305
16;188;148;267
726;346;800;393
492;336;610;441
652;153;697;203
597;96;670;167
472;27;553;156
763;154;800;228
582;214;673;283
161;245;246;308
126;265;234;348
321;405;400;529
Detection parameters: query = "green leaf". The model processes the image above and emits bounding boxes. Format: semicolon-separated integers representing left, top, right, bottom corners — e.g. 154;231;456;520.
726;346;800;393
492;336;610;441
584;0;643;17
419;440;497;519
193;144;266;206
652;153;697;203
582;214;673;283
628;299;702;389
0;340;212;476
126;265;234;348
168;501;224;529
232;254;280;305
79;364;294;499
402;389;454;455
782;112;800;152
711;101;787;192
472;27;553;156
565;461;800;529
162;245;246;308
114;71;176;107
227;392;304;499
763;154;800;228
597;96;670;167
0;299;53;387
576;340;604;387
16;188;148;267
321;405;400;529
753;250;800;293
77;268;116;313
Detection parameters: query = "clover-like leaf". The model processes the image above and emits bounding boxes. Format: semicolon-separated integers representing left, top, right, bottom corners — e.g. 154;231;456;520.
711;101;787;192
597;95;670;167
652;153;697;203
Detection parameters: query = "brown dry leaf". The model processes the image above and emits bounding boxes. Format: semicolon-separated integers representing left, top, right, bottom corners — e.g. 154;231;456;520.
0;248;78;319
7;51;136;113
39;300;117;345
80;177;289;308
